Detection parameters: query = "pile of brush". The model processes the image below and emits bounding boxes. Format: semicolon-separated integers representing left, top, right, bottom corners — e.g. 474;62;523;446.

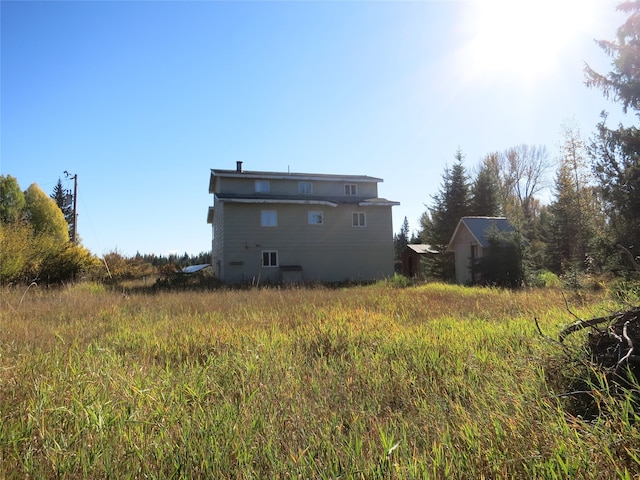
560;306;640;389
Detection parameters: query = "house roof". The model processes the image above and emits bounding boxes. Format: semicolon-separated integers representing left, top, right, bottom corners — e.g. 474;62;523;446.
446;216;515;251
406;244;437;254
210;169;382;191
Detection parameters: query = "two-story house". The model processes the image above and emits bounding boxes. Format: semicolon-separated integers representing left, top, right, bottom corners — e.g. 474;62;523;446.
207;162;399;283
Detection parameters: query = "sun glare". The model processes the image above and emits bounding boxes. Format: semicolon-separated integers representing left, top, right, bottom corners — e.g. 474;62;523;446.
458;0;598;86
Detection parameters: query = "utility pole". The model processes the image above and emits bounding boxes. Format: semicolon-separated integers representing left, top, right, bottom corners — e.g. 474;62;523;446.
64;171;78;243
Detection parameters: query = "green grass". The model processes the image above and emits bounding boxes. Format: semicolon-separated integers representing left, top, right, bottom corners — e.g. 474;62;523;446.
1;282;638;478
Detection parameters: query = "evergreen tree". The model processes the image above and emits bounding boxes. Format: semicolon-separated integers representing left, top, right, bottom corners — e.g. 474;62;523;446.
422;150;471;280
470;157;502;216
393;216;410;260
50;178;74;241
475;229;525;288
585;1;640;267
544;124;604;273
425;150;471;250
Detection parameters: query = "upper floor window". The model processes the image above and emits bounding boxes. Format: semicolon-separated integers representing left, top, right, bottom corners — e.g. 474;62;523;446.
262;250;278;267
352;212;366;227
298;181;313;194
261;210;277;227
344;184;357;195
308;211;323;225
255;180;270;193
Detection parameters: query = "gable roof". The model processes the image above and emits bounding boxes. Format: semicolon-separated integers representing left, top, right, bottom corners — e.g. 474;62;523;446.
446;216;515;251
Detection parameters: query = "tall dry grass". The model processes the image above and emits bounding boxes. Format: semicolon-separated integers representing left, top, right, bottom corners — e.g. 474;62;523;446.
1;281;638;478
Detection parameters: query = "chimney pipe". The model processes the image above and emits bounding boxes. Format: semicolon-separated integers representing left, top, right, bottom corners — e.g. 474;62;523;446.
236;161;243;173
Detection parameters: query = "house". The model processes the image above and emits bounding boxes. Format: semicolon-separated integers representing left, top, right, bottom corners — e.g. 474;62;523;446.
400;244;437;278
207;162;400;283
446;216;515;285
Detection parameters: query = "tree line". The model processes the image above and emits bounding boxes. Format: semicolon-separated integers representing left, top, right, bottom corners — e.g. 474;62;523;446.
0;176;211;285
394;1;640;284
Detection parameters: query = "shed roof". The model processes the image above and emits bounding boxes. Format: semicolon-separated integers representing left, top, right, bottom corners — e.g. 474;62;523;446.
406;244;438;254
181;264;211;274
446;216;515;251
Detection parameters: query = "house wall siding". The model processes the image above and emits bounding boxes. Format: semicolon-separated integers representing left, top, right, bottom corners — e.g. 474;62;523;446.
212;199;225;279
452;227;478;285
219;201;393;283
216;176;379;198
210;169;396;283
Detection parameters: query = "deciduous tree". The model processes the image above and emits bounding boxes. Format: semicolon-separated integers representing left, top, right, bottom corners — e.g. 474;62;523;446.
24;183;69;245
0;175;25;224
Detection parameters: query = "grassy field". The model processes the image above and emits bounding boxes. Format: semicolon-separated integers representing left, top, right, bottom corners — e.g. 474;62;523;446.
1;281;639;479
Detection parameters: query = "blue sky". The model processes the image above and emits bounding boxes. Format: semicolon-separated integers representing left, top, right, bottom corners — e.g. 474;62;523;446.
1;0;628;257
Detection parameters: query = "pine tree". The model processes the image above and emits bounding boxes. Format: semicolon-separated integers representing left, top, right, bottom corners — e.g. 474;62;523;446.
425;150;471;250
470;157;502;217
50;178;74;241
585;1;640;266
422;150;471;280
545;124;603;273
393;216;410;260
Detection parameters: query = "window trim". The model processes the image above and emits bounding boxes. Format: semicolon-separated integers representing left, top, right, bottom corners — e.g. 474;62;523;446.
261;250;278;267
261;210;277;227
344;183;357;195
255;180;270;193
308;210;324;225
298;181;313;194
352;211;366;227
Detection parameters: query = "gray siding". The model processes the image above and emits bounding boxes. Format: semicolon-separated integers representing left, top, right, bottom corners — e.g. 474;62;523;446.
216;176;379;198
210;169;396;283
451;226;487;285
219;202;393;283
212;200;225;279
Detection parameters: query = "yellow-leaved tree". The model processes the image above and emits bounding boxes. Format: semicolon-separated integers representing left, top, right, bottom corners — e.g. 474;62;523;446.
0;179;98;284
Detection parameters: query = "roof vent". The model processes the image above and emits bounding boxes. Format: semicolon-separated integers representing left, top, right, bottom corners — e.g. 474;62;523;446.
236;161;243;173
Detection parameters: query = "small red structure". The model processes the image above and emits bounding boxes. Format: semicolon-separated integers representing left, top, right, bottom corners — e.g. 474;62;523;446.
400;244;437;278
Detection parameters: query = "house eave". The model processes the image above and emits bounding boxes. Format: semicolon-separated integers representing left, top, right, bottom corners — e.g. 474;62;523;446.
358;200;400;207
215;196;339;207
210;169;383;184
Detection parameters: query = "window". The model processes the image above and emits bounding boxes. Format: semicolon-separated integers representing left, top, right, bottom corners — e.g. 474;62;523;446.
308;211;323;225
262;250;278;267
255;180;270;193
298;181;312;194
344;184;357;195
261;210;277;227
352;212;366;227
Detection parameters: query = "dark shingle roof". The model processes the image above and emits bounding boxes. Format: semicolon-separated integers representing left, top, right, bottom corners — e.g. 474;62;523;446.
448;216;515;250
461;217;514;247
